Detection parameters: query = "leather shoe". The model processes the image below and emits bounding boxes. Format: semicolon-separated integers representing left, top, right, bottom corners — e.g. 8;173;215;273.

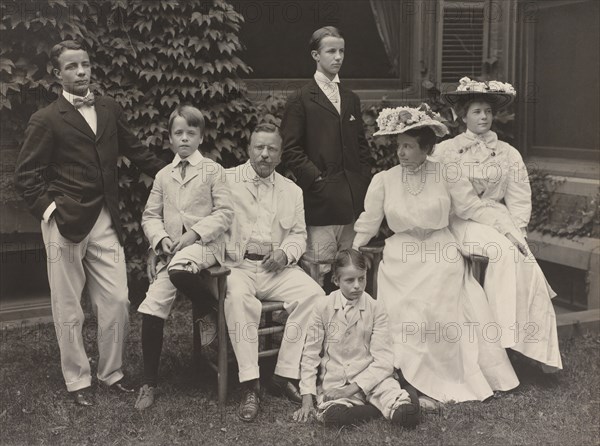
238;388;260;422
268;375;302;405
392;402;421;428
71;387;94;406
134;384;156;410
108;378;135;393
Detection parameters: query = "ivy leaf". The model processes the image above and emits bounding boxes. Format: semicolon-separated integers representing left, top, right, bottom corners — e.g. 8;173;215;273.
123;221;139;233
201;62;215;74
0;58;15;74
140;52;157;67
217;41;234;55
189;37;210;52
139;69;162;82
113;54;128;67
139;173;154;188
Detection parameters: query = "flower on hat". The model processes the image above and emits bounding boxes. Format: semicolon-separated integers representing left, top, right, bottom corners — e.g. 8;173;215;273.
457;77;516;96
374;103;448;136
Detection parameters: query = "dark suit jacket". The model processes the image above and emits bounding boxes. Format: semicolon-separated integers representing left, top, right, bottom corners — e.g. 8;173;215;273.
14;94;165;244
280;79;372;226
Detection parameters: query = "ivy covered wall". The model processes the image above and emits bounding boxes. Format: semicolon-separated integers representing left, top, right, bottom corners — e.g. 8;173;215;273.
0;0;267;292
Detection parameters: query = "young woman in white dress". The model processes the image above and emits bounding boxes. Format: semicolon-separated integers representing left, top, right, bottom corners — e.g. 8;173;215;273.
432;78;562;372
352;105;521;403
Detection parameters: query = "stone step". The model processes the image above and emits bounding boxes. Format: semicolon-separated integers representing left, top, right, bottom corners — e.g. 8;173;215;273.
2;293;598;341
0;292;53;329
556;309;600;337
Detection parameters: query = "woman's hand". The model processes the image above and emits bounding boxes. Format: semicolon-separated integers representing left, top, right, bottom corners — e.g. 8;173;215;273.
293;395;316;423
505;233;528;257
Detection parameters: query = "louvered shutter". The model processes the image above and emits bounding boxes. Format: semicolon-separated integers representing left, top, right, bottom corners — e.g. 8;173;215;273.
440;0;488;83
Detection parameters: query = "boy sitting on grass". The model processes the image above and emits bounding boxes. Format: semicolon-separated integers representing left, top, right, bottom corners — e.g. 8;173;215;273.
294;249;421;427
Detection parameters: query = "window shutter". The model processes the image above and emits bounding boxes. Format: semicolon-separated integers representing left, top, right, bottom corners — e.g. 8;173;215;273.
440;0;488;83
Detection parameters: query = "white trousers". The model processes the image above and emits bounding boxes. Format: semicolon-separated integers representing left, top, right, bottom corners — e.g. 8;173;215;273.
138;243;217;320
224;260;324;383
41;207;128;392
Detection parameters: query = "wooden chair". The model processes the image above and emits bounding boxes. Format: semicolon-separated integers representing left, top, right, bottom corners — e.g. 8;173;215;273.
359;243;489;296
191;259;327;411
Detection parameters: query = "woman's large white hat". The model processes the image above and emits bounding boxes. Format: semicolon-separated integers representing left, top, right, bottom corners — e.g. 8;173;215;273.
373;103;449;137
442;77;517;109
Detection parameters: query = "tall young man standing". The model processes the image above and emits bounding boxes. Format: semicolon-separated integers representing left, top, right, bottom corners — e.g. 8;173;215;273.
280;26;372;287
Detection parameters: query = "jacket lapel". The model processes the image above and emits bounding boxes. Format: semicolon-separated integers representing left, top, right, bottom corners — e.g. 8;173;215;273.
94;97;109;141
170;165;183;184
57;95;96;140
181;163;199;186
243;178;258;198
270;174;287;233
332;292;346;328
339;85;353;121
309;79;339;117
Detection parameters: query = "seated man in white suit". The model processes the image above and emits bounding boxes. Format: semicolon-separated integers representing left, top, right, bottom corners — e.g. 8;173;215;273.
154;123;325;420
222;123;324;422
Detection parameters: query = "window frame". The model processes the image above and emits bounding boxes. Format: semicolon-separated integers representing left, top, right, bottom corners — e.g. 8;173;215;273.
436;0;491;88
516;0;599;161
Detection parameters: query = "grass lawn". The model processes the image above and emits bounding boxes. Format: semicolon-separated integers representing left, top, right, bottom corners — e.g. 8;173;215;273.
1;298;599;445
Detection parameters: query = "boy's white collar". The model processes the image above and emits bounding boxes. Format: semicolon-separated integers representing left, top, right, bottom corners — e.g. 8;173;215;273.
172;150;203;167
314;71;340;84
62;89;91;105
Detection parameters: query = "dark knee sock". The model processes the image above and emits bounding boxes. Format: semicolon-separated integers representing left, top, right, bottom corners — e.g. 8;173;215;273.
168;269;213;316
403;383;420;405
322;404;381;427
142;314;165;387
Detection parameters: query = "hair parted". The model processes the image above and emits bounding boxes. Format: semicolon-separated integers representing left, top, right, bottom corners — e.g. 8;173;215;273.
402;127;438;155
252;122;281;138
309;26;344;52
168;105;206;134
333;249;368;278
50;40;86;70
454;95;498;120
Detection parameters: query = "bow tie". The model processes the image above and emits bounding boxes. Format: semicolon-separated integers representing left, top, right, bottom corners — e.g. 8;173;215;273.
73;93;95;109
459;131;499;159
253;176;273;186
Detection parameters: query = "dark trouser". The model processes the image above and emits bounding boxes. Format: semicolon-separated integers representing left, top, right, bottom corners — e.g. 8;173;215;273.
322;404;381;426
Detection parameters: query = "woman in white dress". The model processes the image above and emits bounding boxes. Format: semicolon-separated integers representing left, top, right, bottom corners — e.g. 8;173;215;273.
433;78;562;372
352;105;521;403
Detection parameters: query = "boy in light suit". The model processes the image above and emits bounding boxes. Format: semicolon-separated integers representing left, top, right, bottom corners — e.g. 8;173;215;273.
294;249;420;427
135;105;233;410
